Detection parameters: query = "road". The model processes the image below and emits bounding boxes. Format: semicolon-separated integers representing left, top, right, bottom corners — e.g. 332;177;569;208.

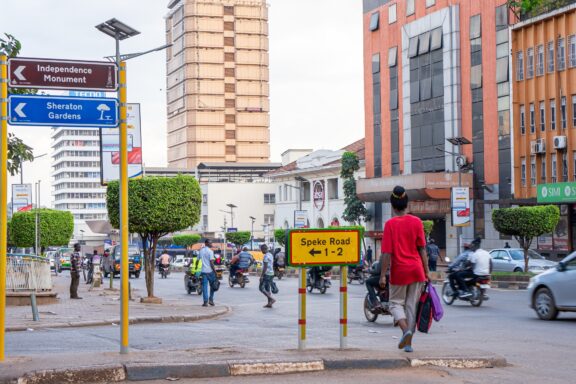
6;272;576;383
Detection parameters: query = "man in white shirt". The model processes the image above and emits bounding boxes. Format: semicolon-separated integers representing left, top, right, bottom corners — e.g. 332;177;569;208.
455;238;492;298
260;244;276;308
199;239;216;307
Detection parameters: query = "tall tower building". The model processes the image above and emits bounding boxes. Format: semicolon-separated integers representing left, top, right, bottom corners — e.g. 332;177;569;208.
166;0;270;168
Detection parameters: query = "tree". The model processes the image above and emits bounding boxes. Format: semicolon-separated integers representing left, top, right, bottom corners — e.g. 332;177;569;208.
1;34;36;176
274;229;287;248
340;151;371;225
172;234;201;249
107;175;202;299
492;205;560;272
507;0;570;19
225;231;251;249
10;209;74;250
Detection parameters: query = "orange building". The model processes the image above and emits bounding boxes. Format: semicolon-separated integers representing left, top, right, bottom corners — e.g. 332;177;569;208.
512;3;576;257
358;0;513;256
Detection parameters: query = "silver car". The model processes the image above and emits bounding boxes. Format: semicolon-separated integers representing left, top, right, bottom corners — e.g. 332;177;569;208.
527;252;576;320
489;248;557;273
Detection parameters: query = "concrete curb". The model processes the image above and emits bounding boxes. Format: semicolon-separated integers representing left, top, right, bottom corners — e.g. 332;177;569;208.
5;306;231;332
2;355;507;384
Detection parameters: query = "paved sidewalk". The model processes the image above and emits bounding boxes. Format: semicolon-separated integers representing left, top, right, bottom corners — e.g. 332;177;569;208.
0;346;507;384
6;274;229;332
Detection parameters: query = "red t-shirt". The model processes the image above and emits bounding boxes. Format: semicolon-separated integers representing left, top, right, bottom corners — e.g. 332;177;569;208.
381;214;426;286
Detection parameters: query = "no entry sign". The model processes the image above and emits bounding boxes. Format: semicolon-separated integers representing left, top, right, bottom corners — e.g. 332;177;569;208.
8;57;117;91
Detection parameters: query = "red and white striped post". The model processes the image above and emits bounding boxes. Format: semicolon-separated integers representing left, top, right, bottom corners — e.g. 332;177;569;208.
340;266;348;349
298;267;306;350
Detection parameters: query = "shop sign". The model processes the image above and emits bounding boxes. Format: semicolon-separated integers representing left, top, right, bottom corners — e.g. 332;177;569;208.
451;187;470;227
313;180;325;211
537;182;576;203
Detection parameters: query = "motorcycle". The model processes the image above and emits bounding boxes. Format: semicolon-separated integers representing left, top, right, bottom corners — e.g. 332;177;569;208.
442;272;491;307
229;268;250;288
159;263;170;279
184;272;203;295
274;265;285;280
214;265;225;280
306;267;332;294
364;285;392;322
348;265;365;284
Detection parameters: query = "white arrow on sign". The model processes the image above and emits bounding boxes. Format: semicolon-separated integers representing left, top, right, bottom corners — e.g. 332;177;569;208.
14;103;27;118
13;66;26;81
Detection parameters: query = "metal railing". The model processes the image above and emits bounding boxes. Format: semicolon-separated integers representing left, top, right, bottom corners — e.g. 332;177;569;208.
6;254;53;292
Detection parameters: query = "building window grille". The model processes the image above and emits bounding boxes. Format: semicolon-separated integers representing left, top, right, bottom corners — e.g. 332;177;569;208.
527;48;534;78
561;96;567;129
569;35;576;68
521;158;526;186
540;101;545;132
551;99;556;130
552;153;557;183
541;158;547;183
557;38;565;71
537;45;544;76
530;103;535;133
563;152;568;182
520;105;525;134
547;41;555;72
264;193;275;204
572;95;576;127
516;51;524;81
530;156;536;185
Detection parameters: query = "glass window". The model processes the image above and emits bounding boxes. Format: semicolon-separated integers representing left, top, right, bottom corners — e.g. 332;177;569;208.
516;51;524;81
569;35;576;68
551;99;556;130
552;153;557;183
527;47;534;78
521;158;526;186
541;157;547;183
531;156;536;185
547;41;555;72
264;193;275;204
496;57;509;83
520;105;525;134
540;101;545;132
572;95;576;127
388;4;397;24
498;109;510;136
388;46;397;67
470;15;481;39
495;4;508;29
471;37;482;53
471;65;482;89
557;38;565;71
369;12;379;31
419;32;431;55
409;36;419;58
407;0;415;16
563;152;568;182
426;0;436;8
530;103;535;133
328;178;339;199
372;53;380;74
561;96;567;129
431;28;443;51
536;45;544;76
497;42;509;59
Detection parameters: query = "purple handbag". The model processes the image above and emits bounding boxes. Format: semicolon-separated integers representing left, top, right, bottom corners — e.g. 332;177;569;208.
427;282;444;321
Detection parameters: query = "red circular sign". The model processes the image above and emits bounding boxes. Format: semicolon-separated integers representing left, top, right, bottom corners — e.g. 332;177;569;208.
313;181;325;211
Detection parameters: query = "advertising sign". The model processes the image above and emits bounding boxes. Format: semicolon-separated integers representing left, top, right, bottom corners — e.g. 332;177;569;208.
8;94;118;127
313;180;325;210
537;182;576;203
294;210;308;229
287;228;360;266
100;103;143;184
9;57;117;91
11;184;33;213
451;187;470;227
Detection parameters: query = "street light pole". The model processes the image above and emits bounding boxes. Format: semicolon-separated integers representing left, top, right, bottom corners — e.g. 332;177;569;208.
249;216;256;250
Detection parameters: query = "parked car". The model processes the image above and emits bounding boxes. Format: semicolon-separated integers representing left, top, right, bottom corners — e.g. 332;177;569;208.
171;254;188;268
111;245;142;278
55;247;74;273
527;252;576;320
489;248;557;273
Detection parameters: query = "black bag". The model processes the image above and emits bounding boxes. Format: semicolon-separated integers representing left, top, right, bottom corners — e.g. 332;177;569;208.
271;281;279;294
211;277;220;292
416;286;433;333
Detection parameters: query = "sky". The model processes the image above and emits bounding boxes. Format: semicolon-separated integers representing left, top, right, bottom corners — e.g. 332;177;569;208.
3;0;365;204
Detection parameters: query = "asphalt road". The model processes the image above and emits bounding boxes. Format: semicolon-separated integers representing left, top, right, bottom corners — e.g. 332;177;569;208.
6;272;576;383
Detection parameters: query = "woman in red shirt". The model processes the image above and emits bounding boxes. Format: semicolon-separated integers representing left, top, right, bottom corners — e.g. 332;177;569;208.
380;185;430;352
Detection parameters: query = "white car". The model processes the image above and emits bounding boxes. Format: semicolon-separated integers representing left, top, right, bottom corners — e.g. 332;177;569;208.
45;251;56;270
171;255;188;268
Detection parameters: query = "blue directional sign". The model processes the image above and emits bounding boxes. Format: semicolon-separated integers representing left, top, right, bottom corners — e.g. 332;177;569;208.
8;95;118;128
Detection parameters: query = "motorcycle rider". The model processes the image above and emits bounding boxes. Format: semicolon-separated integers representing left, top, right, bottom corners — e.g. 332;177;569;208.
187;251;203;277
447;243;473;297
365;257;387;309
229;247;254;279
454;238;492;298
159;250;171;275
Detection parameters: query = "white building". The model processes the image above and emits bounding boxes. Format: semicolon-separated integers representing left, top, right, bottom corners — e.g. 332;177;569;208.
51;126;108;244
268;139;378;251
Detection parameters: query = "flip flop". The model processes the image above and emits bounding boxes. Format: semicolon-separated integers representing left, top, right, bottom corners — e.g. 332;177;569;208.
398;330;413;349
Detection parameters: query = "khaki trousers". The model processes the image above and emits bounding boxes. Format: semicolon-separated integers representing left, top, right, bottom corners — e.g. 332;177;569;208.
389;281;425;331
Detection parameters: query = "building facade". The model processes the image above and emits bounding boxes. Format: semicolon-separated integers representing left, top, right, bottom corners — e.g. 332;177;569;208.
358;0;514;256
165;0;270;168
512;2;576;258
51;127;108;243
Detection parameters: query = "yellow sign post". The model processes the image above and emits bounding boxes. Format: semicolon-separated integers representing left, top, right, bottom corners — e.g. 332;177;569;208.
0;55;8;362
288;228;360;351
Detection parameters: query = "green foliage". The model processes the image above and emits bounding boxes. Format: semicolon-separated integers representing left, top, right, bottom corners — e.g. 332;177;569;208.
274;229;287;247
507;0;570;18
493;205;560;271
10;209;73;247
7;219;14;247
225;231;252;248
340;152;371;225
422;220;434;237
0;33;21;57
172;234;201;248
106;175;202;298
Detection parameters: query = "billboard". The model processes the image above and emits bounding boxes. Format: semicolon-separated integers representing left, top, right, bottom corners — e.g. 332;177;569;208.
100;103;143;184
12;184;33;213
451;187;470;227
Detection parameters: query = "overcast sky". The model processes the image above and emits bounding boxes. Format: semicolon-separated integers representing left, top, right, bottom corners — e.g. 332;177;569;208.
3;0;364;204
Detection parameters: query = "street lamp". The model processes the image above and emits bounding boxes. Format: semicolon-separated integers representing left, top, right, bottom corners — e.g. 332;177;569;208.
249;216;256;250
226;203;237;228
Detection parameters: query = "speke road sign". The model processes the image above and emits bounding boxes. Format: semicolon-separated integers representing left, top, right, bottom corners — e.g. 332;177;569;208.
8;95;118;128
288;229;360;266
8;57;117;91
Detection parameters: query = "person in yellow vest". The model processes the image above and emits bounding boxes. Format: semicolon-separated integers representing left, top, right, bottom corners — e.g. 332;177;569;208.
188;251;203;276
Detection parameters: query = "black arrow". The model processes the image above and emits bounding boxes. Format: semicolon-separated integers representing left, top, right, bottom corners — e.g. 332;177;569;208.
309;248;321;257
